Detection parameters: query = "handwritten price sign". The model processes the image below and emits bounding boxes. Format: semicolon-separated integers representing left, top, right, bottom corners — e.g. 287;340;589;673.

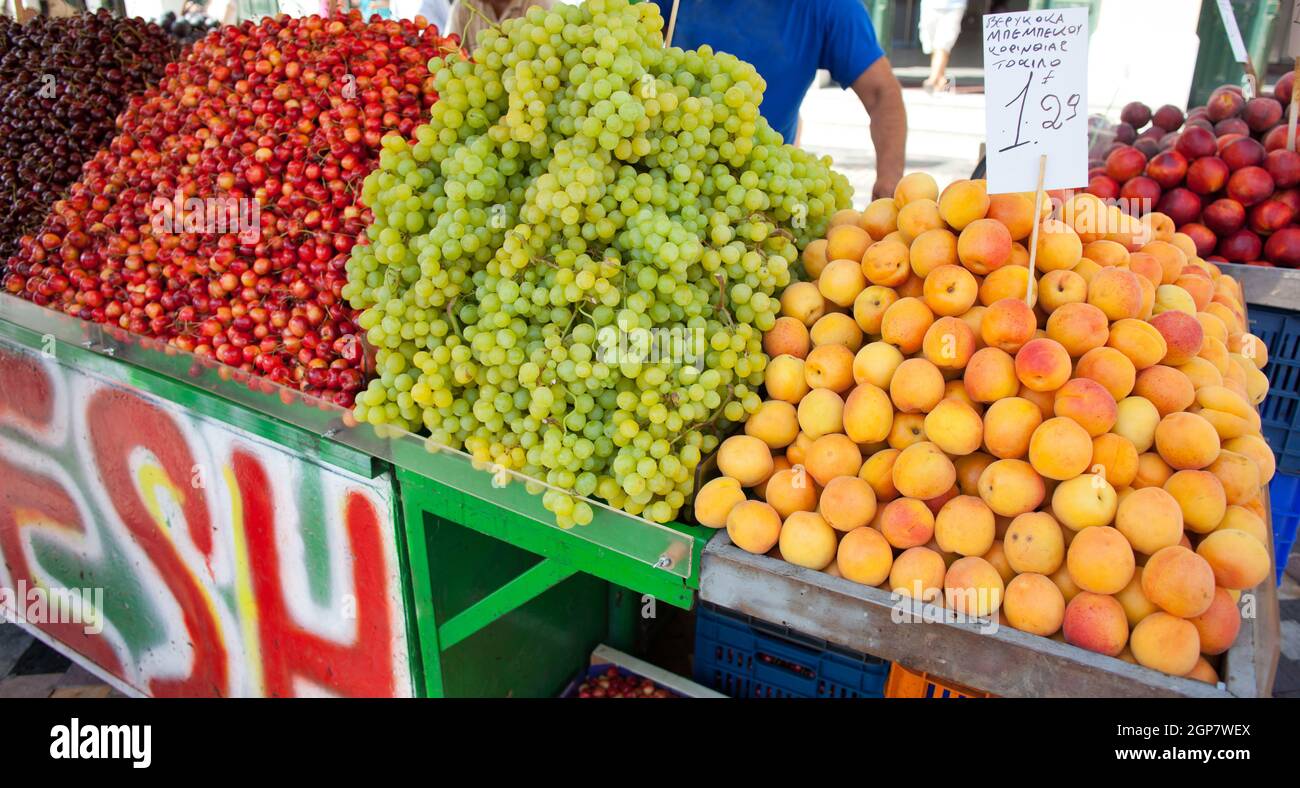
982;8;1089;193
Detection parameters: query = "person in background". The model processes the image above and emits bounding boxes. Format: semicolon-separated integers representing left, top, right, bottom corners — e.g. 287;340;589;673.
650;0;906;200
448;0;555;52
393;0;452;30
356;0;393;19
919;0;968;93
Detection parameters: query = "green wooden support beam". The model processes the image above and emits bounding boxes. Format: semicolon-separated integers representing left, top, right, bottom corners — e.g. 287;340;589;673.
398;480;444;697
403;489;608;696
397;466;698;609
399;464;676;696
606;585;639;654
437;558;578;650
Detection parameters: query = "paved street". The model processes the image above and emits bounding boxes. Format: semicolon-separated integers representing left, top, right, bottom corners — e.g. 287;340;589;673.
800;82;985;206
0;624;122;698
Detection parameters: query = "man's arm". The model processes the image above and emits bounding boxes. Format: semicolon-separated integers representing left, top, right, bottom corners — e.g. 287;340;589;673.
850;59;907;201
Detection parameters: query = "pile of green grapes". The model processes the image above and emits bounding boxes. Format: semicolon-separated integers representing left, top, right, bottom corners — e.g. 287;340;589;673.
344;0;852;526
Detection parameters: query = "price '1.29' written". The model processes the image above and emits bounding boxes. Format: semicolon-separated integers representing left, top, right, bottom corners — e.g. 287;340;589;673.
999;69;1082;154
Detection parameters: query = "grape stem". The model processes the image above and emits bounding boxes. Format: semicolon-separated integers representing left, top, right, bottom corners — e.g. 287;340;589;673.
672;383;734;448
749;211;795;242
445;296;462;336
461;1;505;34
713;272;734;328
559;306;581;339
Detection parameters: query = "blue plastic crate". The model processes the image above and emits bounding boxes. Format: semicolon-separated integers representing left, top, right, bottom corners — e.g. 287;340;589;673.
693;603;888;698
1270;473;1300;586
1248;306;1300;475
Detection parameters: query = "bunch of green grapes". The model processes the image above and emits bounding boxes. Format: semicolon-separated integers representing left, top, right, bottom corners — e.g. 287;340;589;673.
344;0;852;526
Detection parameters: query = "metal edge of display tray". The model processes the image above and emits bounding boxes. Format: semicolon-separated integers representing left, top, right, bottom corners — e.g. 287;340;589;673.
699;529;1280;698
1222;264;1300;311
0;292;708;591
587;644;728;697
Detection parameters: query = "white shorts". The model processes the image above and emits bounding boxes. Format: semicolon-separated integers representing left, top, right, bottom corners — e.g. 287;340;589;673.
919;7;966;55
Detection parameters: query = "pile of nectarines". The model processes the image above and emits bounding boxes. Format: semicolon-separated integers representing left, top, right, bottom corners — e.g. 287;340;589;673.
1094;83;1300;267
695;171;1277;684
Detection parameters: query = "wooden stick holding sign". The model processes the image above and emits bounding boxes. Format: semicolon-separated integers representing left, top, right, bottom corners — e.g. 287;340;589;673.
1025;155;1048;306
664;0;680;48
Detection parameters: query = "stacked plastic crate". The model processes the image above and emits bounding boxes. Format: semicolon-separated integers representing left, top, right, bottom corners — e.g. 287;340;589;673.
1244;284;1300;584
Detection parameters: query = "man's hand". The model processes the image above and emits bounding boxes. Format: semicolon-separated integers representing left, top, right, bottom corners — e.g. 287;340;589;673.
852;59;907;202
872;177;898;201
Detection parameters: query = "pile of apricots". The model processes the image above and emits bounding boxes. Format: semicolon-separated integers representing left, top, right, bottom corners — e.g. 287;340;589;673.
695;173;1275;683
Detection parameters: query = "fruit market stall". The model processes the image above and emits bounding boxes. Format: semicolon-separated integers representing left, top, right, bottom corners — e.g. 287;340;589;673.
0;0;1290;699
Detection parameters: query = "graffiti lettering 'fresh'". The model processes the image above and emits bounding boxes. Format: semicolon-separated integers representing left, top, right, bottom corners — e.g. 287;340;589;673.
0;341;411;697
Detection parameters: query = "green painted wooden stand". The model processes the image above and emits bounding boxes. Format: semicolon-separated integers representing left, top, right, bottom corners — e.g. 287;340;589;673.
397;466;711;697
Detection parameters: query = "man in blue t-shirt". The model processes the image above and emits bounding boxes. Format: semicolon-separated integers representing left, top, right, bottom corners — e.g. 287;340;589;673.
652;0;906;199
